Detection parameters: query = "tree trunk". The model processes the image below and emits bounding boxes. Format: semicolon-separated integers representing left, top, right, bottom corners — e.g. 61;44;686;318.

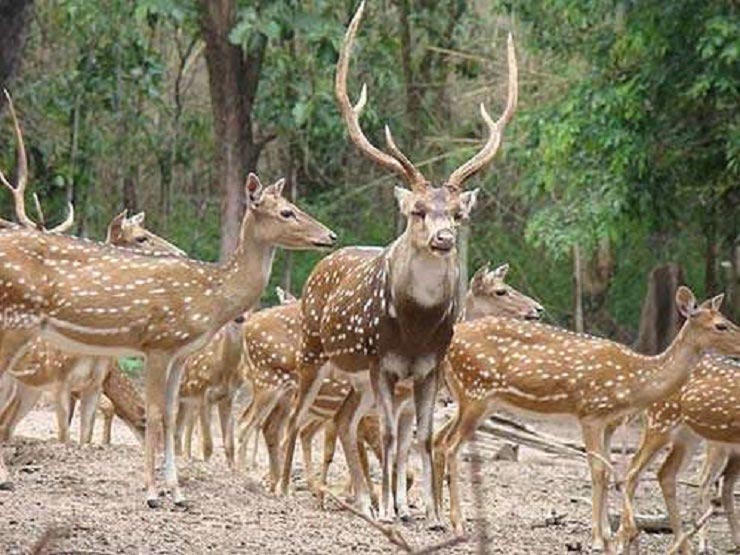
0;0;33;111
572;244;584;333
730;240;740;321
199;0;266;259
634;263;686;355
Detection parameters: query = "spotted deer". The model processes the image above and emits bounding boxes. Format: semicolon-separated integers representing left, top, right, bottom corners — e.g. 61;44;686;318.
175;320;245;466
616;354;740;555
0;171;336;503
433;286;740;551
0;210;182;445
314;262;543;509
279;1;517;524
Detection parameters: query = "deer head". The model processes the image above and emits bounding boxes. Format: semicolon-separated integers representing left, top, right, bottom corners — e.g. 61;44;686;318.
336;1;517;258
676;286;740;356
106;210;186;256
245;174;336;250
467;262;544;321
0;90;74;233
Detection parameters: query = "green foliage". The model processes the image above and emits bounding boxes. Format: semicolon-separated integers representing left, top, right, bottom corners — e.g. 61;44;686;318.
2;0;735;340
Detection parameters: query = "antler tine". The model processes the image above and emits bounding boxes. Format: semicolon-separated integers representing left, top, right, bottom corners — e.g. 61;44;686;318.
1;89;34;228
446;33;518;192
32;193;45;227
384;125;427;186
336;1;426;190
49;202;75;233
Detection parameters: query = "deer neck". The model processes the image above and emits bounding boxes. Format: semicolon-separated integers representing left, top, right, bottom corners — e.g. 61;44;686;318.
216;211;275;318
633;323;703;407
387;232;458;313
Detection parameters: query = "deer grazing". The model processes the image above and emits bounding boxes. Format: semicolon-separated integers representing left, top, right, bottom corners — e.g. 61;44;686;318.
433;287;739;551
279;1;517;524
0;169;336;505
0;210;181;445
616;354;740;554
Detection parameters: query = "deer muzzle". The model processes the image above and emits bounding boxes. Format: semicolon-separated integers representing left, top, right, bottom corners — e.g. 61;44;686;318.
429;229;455;253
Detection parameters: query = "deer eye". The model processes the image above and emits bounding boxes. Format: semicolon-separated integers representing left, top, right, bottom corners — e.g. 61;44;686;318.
453;211;463;222
280;209;296;220
495;289;507;296
135;236;148;243
411;208;426;218
715;322;728;332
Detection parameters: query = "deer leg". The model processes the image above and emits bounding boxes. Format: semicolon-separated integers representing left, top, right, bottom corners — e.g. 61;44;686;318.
446;402;487;536
319;418;339;509
263;393;291;492
199;397;214;461
371;367;398;522
101;402;113;446
697;445;728;554
217;393;235;468
414;369;441;528
174;401;188;457
336;383;375;518
721;453;740;550
300;418;324;495
616;426;672;552
236;387;283;471
78;358;107;445
359;415;382;508
163;358;185;506
144;352;168;508
433;414;458;517
582;421;611;553
53;380;72;443
657;434;698;555
394;404;415;521
280;361;327;495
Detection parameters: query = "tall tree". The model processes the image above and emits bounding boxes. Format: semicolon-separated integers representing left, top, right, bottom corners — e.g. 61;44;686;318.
0;0;34;111
199;0;267;258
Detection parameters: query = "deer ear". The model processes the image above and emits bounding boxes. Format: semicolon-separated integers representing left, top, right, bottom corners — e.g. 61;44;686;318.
470;263;490;288
108;210;127;232
703;293;725;312
130;212;145;226
459;188;479;219
245;173;264;204
266;178;286;197
276;286;297;305
394;187;413;213
490;262;509;281
676;286;698;318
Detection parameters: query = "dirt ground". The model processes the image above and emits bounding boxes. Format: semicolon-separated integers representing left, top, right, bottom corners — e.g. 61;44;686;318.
1;404;736;554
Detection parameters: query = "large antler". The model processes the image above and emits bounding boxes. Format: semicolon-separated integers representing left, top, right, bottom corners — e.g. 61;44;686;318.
0;90;35;228
446;33;518;192
336;1;427;191
0;89;74;232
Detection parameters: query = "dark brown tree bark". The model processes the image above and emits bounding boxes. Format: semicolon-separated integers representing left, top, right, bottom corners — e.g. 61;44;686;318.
0;0;33;112
199;0;267;259
634;263;686;355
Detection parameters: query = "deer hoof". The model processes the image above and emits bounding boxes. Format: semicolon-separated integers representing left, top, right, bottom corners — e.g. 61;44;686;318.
0;481;14;491
146;497;162;509
173;500;190;511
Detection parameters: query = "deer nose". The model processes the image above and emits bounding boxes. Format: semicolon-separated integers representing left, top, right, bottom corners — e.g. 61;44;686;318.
329;232;338;243
430;229;455;252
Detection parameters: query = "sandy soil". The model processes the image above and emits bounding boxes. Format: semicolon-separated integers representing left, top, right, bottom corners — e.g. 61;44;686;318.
1;405;736;554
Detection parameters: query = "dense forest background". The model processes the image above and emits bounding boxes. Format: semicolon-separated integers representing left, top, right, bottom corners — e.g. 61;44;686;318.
0;0;737;341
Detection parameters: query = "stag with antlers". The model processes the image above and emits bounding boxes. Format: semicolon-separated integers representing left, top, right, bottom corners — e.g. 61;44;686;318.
0;129;336;506
278;1;517;525
433;286;740;551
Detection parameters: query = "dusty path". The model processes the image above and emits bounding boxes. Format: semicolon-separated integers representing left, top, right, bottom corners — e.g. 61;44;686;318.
0;407;735;554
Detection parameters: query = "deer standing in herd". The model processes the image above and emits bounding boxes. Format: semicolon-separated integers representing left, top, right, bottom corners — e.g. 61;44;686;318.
0;162;336;504
0;210;182;445
616;354;740;554
279;0;517;526
434;286;740;551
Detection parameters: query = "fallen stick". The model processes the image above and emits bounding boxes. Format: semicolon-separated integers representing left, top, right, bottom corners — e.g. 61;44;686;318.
477;419;586;460
665;508;713;555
